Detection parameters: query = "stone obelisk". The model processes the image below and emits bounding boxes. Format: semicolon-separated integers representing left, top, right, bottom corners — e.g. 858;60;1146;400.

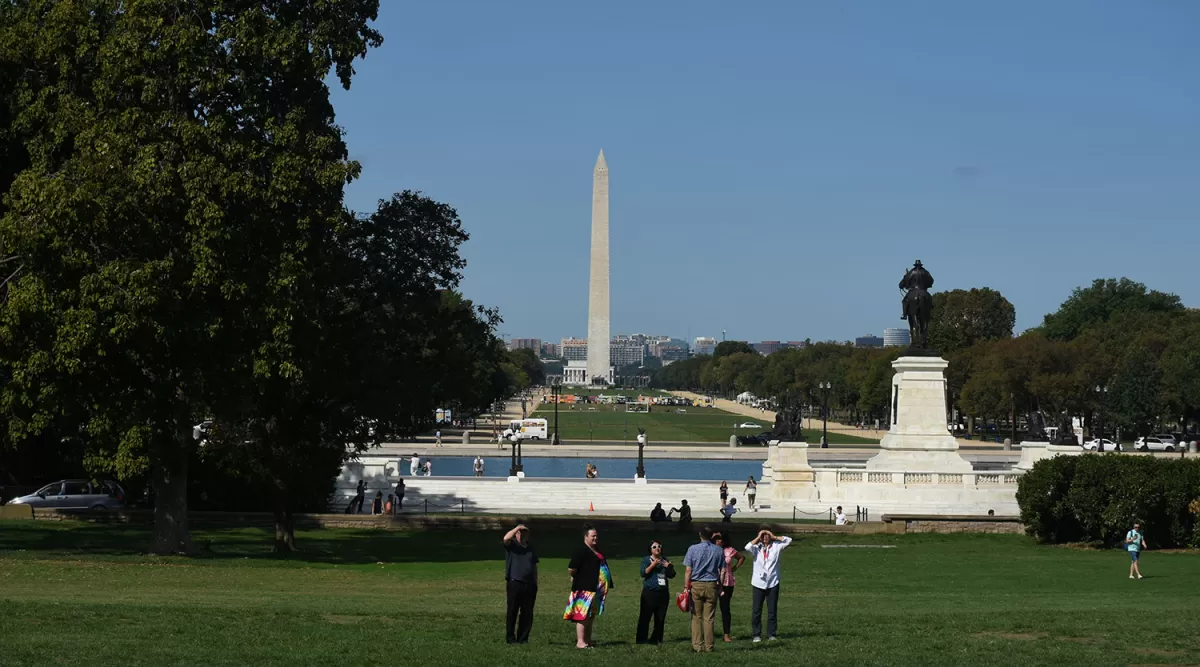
586;150;610;385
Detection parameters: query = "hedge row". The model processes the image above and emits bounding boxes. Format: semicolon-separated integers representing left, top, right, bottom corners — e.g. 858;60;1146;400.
1016;454;1200;548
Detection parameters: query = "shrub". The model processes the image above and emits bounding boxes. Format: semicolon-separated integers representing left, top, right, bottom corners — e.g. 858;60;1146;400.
1017;454;1200;548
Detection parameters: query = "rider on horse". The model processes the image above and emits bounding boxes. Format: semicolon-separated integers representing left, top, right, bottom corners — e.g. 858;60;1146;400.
899;260;934;320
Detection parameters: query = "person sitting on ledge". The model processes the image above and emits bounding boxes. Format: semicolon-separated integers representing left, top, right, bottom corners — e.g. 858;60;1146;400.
650;503;670;523
669;499;692;526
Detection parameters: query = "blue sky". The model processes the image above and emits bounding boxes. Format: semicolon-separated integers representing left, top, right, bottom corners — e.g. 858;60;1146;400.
330;1;1199;344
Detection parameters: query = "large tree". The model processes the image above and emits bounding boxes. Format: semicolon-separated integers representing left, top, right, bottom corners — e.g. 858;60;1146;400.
0;1;381;553
1041;278;1183;341
927;288;1015;354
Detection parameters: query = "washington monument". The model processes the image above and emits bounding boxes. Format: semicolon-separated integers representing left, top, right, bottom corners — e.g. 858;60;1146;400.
586;150;610;384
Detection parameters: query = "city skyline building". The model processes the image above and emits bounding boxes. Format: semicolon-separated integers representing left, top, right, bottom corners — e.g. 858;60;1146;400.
855;334;884;348
883;327;911;347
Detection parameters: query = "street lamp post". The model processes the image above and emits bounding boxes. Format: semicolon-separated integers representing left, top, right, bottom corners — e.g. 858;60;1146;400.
516;433;524;473
819;381;832;448
551;379;561;445
1095;385;1108;452
508;432;518;476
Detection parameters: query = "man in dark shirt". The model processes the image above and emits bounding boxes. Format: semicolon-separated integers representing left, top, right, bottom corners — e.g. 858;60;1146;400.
503;522;539;644
670;499;693;527
650;502;669;523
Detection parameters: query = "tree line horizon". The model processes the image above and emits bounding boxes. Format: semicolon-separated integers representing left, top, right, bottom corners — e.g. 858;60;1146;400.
650;278;1198;440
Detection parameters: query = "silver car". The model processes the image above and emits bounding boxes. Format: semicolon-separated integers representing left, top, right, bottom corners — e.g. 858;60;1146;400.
6;479;126;510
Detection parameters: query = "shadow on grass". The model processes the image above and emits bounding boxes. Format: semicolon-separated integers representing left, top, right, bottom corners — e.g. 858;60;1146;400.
0;518;799;567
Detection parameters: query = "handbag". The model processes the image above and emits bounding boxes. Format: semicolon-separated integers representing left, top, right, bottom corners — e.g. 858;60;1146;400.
676;590;692;613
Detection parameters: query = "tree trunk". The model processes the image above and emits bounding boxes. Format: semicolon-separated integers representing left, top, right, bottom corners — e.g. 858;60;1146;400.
151;435;194;555
272;486;296;553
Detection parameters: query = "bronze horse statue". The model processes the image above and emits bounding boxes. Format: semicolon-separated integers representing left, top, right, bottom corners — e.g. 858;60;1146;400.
899;260;934;349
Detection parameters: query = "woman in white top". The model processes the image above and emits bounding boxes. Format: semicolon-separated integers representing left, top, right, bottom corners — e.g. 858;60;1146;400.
743;529;792;642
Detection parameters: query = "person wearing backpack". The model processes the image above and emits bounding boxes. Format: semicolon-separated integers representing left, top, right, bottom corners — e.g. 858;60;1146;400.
1125;522;1147;579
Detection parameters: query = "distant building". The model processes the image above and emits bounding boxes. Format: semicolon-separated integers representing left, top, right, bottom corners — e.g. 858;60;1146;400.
751;340;787;355
610;342;645;368
883;328;910;348
786;341;807;350
855;335;884;349
561;337;588;362
693;336;717;356
650;338;689;363
509;338;541;352
540;342;560;359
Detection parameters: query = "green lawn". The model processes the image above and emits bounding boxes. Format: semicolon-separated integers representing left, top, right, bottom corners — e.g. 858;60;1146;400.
532;404;880;444
1;520;1198;666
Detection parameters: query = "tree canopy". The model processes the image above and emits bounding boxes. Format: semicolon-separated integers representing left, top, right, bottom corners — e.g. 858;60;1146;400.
1041;278;1183;341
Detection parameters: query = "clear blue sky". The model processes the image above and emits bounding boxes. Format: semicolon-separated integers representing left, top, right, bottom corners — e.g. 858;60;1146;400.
330;1;1199;344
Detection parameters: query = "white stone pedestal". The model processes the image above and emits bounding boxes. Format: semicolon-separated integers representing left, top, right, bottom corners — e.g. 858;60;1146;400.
1014;441;1084;471
867;356;972;473
769;441;819;502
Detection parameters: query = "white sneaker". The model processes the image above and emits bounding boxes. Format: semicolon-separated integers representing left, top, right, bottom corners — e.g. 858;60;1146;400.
752;637;761;643
1137;574;1143;579
768;636;778;642
1129;575;1135;579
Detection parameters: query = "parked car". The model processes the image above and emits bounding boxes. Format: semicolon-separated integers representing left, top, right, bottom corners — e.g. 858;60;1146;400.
736;432;773;446
737;422;763;429
1082;438;1121;452
1134;437;1177;452
1152;434;1179;445
6;479;126;510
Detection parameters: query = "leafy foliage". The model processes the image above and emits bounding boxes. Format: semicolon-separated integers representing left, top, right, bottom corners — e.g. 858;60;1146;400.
927;288;1015;354
1018;455;1200;548
1041;278;1183;341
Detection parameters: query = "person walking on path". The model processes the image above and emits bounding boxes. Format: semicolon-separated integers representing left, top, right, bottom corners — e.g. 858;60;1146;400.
1126;522;1147;579
423;459;433;476
408;453;421;477
474;456;485;477
435;430;443;447
371;491;383;515
564;524;613;649
352;480;366;514
745;477;757;511
713;531;745;643
503;522;539;644
635;540;676;644
683;525;725;653
719;480;728;505
395;479;405;512
745;528;793;642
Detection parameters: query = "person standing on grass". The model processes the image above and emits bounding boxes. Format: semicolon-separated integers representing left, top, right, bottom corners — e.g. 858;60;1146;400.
713;532;745;643
503;522;539;644
564;524;612;649
745;528;792;642
474;456;485;477
745;476;757;511
719;480;729;505
635;540;675;644
683;525;725;653
1126;522;1147;579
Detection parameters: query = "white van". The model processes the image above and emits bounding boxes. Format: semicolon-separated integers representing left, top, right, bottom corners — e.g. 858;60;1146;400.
506;418;549;441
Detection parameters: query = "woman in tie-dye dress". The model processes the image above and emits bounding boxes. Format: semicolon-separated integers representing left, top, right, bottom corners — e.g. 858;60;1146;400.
564;523;613;649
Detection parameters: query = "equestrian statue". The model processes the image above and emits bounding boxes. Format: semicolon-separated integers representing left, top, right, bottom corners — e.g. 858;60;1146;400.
899;260;934;349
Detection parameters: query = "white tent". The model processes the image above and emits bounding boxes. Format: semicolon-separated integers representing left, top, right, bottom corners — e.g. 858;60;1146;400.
736;391;756;405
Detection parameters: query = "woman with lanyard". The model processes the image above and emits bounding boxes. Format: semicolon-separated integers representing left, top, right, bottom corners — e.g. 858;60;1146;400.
744;528;792;642
564;524;613;649
634;540;675;644
713;531;745;643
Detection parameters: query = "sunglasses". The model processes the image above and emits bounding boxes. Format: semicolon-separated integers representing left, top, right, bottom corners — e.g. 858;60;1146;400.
651;544;662;549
